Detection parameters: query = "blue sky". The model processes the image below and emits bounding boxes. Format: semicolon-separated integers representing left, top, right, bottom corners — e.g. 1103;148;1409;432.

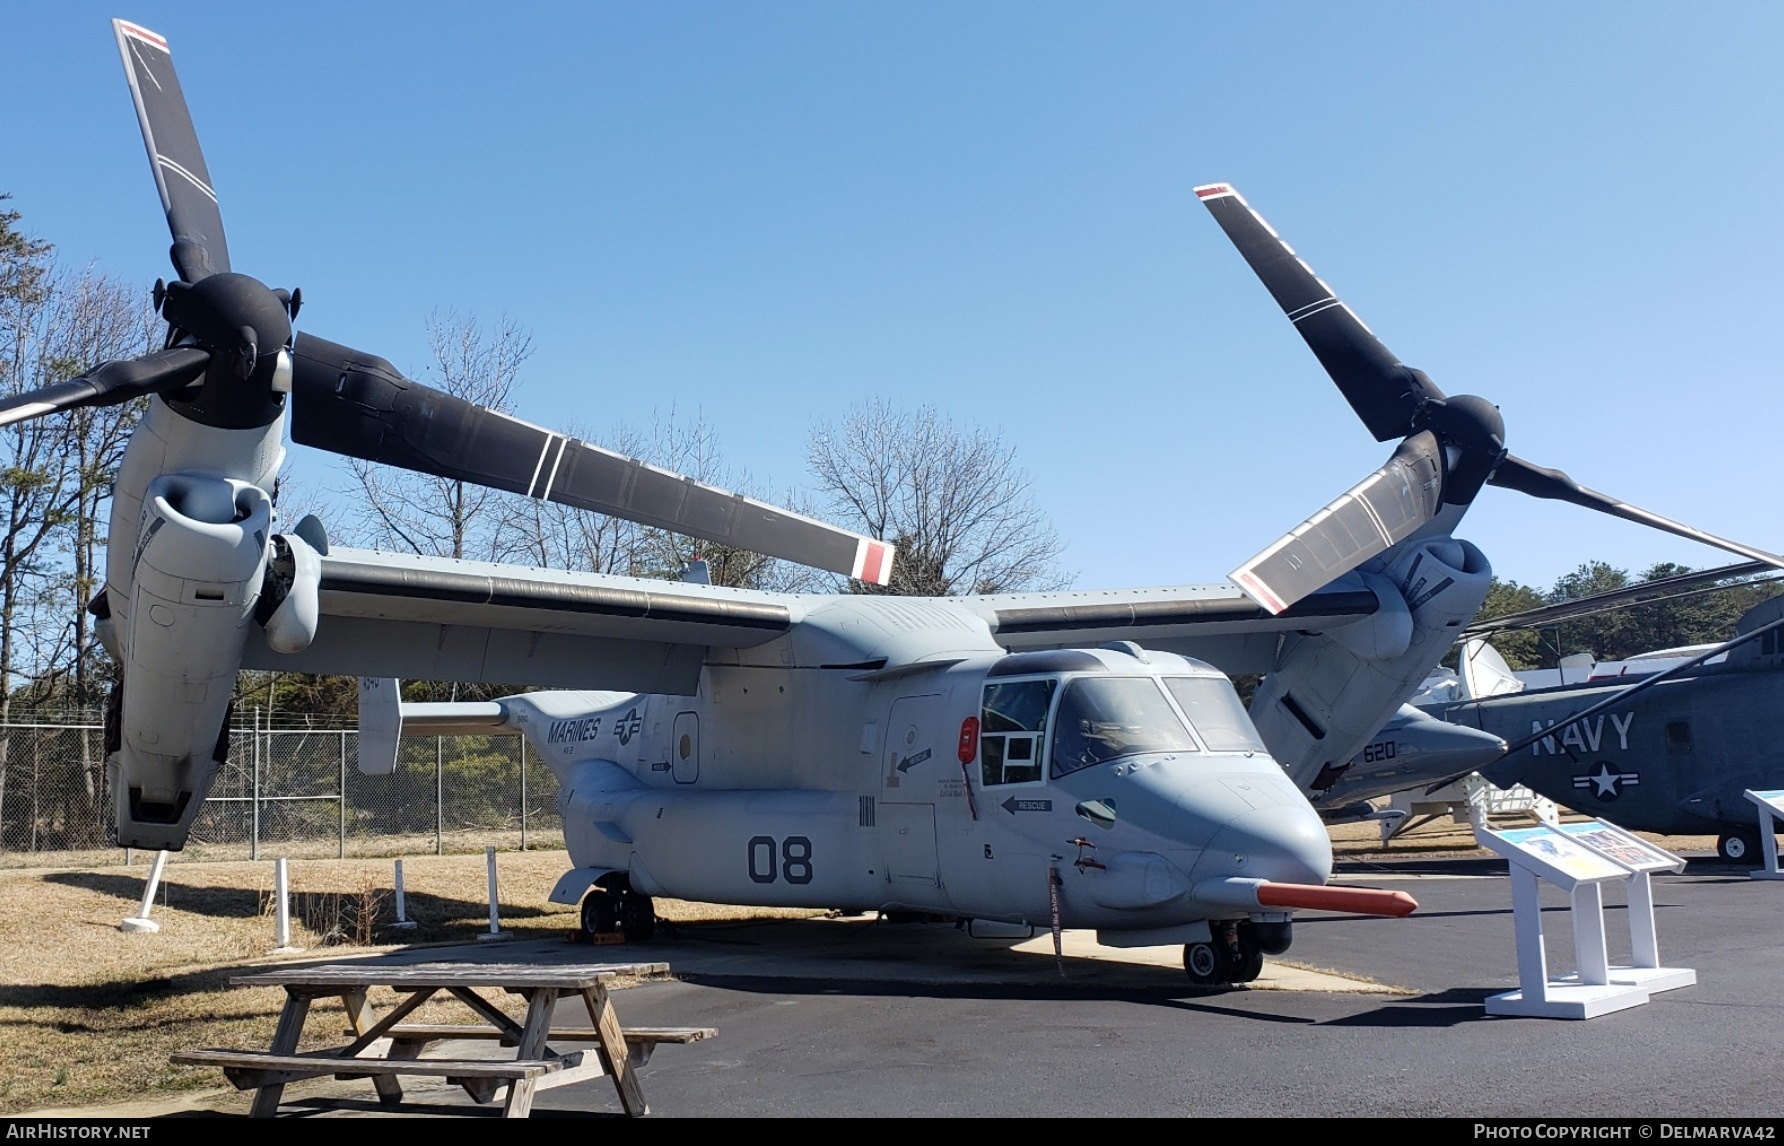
4;3;1781;594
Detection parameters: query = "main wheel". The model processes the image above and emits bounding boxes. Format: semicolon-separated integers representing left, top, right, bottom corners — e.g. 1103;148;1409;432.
1184;937;1236;986
618;887;656;942
1718;831;1761;865
580;890;620;937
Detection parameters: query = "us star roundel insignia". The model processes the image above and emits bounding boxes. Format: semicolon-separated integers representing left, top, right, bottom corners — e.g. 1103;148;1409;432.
1572;762;1641;800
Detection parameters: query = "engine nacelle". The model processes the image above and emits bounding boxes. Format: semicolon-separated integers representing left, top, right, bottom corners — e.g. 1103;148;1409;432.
111;473;271;849
1252;536;1493;795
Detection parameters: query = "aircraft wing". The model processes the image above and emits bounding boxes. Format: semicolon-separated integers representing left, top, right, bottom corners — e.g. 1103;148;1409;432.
963;579;1383;675
241;546;798;695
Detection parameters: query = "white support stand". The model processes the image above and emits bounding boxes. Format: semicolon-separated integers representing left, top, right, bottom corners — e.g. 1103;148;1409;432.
1552;821;1695;994
389;858;417;930
1743;790;1784;881
1601;863;1697;993
1476;823;1651;1019
478;846;512;942
120;849;170;933
270;857;301;954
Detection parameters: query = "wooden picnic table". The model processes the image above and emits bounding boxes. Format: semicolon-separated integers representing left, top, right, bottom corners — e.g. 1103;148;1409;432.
171;960;714;1118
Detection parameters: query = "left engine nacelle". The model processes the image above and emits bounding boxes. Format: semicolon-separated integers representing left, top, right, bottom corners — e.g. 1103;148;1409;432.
111;473;271;850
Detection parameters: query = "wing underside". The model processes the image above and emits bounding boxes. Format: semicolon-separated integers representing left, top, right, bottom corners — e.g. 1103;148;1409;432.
242;548;796;694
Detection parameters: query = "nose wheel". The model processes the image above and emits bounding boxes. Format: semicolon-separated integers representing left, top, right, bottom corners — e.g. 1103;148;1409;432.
1183;921;1265;987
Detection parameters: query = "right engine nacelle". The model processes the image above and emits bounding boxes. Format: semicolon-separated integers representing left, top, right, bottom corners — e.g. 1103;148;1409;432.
1251;537;1493;797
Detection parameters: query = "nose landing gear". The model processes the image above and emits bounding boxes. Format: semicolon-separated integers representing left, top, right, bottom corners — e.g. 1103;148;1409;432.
1183;920;1275;987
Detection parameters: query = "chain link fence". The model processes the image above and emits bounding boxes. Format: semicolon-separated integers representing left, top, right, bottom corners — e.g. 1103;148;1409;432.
0;716;563;868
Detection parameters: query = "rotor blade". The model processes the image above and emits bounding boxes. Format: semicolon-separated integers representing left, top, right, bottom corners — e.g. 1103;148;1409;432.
1231;432;1444;614
1489;454;1784;572
0;346;209;428
1460;560;1778;638
289;335;896;583
1195;183;1442;442
113;20;229;282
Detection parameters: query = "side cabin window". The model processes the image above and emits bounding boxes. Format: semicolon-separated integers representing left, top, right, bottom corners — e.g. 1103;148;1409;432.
981;679;1057;786
1051;677;1198;777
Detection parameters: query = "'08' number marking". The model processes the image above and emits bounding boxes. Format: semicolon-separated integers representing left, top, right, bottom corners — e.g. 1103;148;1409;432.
748;836;814;885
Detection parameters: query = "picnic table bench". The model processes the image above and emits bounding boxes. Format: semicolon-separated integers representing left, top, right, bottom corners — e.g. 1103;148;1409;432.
171;961;713;1118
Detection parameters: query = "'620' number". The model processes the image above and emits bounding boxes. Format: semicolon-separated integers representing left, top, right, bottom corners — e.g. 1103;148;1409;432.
1361;740;1397;763
748;836;813;885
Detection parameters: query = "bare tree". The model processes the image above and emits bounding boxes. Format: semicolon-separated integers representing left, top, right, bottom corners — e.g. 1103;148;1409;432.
34;268;158;714
0;202;156;844
0;198;58;722
346;310;533;559
807;399;1071;595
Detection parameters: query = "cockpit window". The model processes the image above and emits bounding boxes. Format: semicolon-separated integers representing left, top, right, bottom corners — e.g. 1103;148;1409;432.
981;678;1057;786
1164;676;1267;754
1051;677;1198;776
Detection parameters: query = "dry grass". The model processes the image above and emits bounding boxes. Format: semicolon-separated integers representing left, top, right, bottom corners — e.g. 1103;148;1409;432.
0;849;820;1115
1325;810;1721;860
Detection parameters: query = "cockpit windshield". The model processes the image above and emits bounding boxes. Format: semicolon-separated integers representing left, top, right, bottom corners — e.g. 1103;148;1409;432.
1163;676;1267;753
1051;677;1198;776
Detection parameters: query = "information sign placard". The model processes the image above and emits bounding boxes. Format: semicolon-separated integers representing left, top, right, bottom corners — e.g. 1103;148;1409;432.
1493;826;1627;887
1556;821;1683;874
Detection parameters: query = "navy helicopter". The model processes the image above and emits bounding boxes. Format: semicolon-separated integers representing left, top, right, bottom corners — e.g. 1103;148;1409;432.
11;20;1784;984
1407;563;1784;863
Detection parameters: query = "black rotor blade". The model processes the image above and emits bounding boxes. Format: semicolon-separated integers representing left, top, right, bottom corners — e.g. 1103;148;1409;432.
1231;432;1445;614
113;20;229;282
0;346;209;429
289;335;895;582
1196;184;1442;442
1489;454;1784;572
1460;559;1777;638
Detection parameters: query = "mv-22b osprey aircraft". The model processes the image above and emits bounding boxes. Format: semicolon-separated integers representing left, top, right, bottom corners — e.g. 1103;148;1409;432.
16;19;1784;985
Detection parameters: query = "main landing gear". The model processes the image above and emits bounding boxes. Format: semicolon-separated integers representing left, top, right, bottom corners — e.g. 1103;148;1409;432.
1183;919;1289;987
580;875;656;942
1717;831;1762;865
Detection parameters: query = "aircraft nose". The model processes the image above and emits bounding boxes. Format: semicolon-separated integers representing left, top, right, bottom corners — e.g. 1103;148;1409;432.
1196;803;1333;887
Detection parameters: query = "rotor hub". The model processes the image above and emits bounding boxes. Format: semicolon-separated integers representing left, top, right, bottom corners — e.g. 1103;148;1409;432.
158;272;295;428
1412;393;1507;506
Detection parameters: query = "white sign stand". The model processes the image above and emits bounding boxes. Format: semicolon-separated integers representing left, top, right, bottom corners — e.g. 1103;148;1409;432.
1743;790;1784;881
1553;821;1694;994
1474;823;1650;1019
